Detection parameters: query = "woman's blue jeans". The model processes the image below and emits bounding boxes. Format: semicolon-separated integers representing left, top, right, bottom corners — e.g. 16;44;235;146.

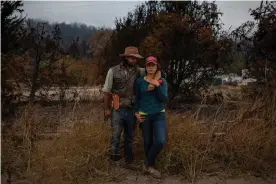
141;112;166;166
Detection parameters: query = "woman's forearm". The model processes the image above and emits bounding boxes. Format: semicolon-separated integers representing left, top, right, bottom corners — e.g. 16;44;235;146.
156;84;168;103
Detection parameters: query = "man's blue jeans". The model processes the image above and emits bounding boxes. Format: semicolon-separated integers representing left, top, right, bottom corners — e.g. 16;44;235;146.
142;112;166;166
110;107;136;163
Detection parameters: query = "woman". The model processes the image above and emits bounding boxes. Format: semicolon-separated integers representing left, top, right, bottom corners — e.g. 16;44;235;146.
134;56;168;178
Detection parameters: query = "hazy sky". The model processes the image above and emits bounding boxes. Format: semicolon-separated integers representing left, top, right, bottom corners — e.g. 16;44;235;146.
22;1;261;30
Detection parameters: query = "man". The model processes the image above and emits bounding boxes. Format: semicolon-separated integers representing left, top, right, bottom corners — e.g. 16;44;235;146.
102;46;161;168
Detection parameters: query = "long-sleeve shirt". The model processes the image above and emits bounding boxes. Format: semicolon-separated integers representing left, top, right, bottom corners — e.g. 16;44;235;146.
134;77;168;115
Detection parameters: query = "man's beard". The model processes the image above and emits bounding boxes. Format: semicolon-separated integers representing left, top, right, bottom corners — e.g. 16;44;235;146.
124;60;136;67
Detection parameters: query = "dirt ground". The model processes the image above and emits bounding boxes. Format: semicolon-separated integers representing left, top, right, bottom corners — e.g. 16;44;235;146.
102;168;276;184
103;166;276;184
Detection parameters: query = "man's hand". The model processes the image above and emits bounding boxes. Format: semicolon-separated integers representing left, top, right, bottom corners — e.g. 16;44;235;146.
135;113;145;123
155;70;162;80
104;92;112;120
150;79;160;87
104;109;111;120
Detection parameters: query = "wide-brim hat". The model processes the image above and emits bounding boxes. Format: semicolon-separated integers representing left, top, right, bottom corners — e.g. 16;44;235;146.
119;46;143;59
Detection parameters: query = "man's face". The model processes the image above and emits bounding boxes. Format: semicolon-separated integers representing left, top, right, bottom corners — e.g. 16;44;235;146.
125;56;137;66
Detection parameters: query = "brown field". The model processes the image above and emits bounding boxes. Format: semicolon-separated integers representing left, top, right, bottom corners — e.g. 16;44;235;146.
1;88;276;184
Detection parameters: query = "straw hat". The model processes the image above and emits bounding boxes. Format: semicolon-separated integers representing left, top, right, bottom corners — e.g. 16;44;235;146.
119;46;143;59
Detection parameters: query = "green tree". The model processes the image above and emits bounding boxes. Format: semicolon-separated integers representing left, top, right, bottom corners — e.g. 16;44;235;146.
1;0;25;54
1;0;26;117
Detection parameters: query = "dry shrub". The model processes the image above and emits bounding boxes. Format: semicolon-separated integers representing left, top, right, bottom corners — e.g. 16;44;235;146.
154;88;276;181
156;113;211;182
219;88;276;173
30;122;111;184
2;103;111;184
2;105;40;183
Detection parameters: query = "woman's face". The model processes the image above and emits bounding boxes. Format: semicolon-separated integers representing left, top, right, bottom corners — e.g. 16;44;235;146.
146;63;157;74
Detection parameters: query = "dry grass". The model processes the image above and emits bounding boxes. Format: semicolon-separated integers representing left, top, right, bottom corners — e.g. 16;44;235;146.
30;123;111;184
2;88;276;183
161;88;276;181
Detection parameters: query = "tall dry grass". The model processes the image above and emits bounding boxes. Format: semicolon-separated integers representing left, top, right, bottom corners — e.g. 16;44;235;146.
157;88;276;182
2;88;276;183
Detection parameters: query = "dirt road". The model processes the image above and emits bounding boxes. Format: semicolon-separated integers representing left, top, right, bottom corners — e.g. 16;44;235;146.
104;168;276;184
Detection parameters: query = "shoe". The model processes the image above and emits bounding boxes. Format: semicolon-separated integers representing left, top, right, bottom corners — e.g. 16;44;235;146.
148;166;162;179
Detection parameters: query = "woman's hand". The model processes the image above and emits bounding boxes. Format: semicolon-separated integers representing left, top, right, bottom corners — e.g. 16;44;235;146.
150;79;160;87
135;113;145;123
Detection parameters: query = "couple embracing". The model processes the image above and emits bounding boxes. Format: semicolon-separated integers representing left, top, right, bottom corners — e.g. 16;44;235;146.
102;46;168;178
